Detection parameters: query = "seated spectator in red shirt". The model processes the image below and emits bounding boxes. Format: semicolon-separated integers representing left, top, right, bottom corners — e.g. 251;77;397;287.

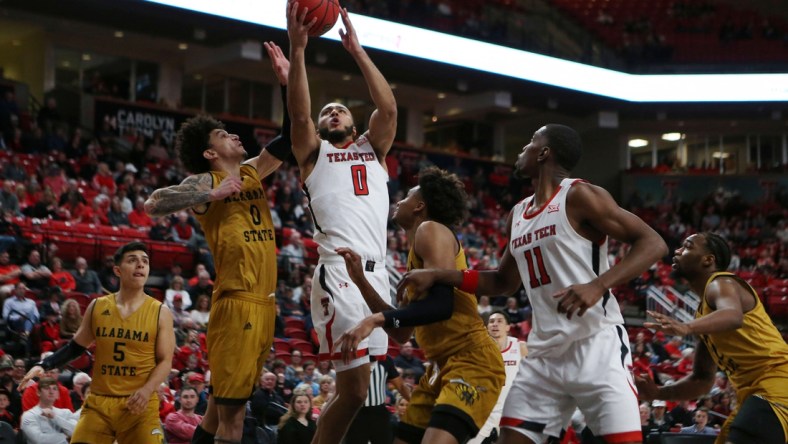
663;336;683;360
187;264;213;288
21;365;74;412
83;196;109;226
0;250;21;299
91;162;116;195
165;386;203;444
128;197;153;228
34;305;60;353
676;347;694;374
171;211;194;243
48;258;76;293
42;166;68;199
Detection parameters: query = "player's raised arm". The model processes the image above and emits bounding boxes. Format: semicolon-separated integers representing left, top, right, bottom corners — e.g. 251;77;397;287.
246;42;292;179
286;1;322;170
145;173;241;217
337;8;397;159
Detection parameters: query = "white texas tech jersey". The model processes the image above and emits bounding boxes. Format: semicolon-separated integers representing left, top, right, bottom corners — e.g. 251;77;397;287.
303;135;389;261
509;178;623;358
474;336;523;441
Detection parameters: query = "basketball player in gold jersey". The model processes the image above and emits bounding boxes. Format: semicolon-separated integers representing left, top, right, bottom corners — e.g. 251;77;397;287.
335;167;505;444
636;232;788;444
19;241;176;443
144;43;292;444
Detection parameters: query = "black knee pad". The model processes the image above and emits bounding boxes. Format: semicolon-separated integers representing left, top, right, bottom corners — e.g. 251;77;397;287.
428;410;477;444
395;421;426;444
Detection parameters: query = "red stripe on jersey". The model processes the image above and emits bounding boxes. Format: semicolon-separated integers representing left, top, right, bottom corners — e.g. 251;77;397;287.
500;339;513;354
499;417;524;427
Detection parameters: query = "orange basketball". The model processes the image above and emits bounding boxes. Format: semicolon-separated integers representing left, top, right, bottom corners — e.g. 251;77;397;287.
300;0;341;37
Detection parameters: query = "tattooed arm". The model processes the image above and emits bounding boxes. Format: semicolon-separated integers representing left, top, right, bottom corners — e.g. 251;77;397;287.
144;173;242;217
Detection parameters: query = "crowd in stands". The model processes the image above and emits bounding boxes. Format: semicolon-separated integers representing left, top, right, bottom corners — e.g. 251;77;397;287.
336;0;788;68
1;83;787;441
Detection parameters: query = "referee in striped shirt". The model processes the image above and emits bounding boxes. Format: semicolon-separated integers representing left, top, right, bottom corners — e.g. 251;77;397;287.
345;355;411;444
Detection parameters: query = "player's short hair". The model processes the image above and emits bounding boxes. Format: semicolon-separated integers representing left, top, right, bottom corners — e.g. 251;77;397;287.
485;309;511;326
702;232;731;271
543;124;582;171
418;166;468;227
113;241;148;265
177;115;225;174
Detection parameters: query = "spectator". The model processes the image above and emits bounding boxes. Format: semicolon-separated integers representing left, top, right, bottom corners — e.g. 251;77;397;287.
3;283;39;336
170;294;190;329
250;372;287;428
187;271;213;301
503;296;525;324
90;162;116;195
280;231;306;272
392;341;425;380
69;257;102;295
2;158;26;183
648;400;672;434
20;250;52;293
165;276;191;310
189;294;210;330
37;98;62;132
639;402;654;439
311;375;334;411
127;197;152;228
171;211;194;243
69;373;90;412
0;250;21;299
679;408;717;435
164;386;203;444
20;377;79;444
648;331;671;363
48;258;76;293
477;295;493;315
0;181;20;216
106;198;130;227
0;388;15;428
663;336;683;359
21;365;73;412
96;256;119;293
59;299;82;339
277;393;316;444
158;382;176;423
149;216;173;241
184;373;208;416
35;303;61;353
25;189;59;220
285;350;303;386
12;359;26;386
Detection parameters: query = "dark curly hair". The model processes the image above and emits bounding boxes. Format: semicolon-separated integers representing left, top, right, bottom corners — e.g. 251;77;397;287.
418;166;468;227
543;124;582;171
701;232;731;271
176;115;225;174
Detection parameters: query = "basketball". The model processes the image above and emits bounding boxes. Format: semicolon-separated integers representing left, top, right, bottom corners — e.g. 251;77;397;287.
300;0;341;37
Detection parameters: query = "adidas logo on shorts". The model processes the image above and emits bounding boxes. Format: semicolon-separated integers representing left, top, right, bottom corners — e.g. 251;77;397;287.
244;322;252;330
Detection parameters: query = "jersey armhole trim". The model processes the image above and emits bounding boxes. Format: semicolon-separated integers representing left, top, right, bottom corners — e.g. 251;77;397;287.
192;173;214;215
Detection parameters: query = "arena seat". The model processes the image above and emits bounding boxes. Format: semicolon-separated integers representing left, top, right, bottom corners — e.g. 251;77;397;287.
284;328;309;342
273;338;291;354
284;317;306;331
274;351;292;365
288;338;314;354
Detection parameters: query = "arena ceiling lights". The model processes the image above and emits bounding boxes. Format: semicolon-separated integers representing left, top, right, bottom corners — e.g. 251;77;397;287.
144;0;788;103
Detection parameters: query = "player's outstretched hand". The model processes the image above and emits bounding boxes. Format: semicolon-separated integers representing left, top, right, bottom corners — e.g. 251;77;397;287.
338;8;362;55
553;280;606;320
126;386;153;415
335;247;365;285
335;316;376;364
644;310;691;336
264;42;289;86
634;372;660;401
286;1;317;50
209;176;242;201
18;365;44;392
396;270;437;304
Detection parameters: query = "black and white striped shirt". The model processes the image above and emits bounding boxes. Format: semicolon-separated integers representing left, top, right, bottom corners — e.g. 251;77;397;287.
365;356;399;407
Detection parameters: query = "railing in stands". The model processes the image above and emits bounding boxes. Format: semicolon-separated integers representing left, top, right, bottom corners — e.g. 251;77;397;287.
645;285;699;324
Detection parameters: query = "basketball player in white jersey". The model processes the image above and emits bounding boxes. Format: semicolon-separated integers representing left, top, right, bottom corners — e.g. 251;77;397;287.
287;3;397;443
398;124;666;444
470;310;527;444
